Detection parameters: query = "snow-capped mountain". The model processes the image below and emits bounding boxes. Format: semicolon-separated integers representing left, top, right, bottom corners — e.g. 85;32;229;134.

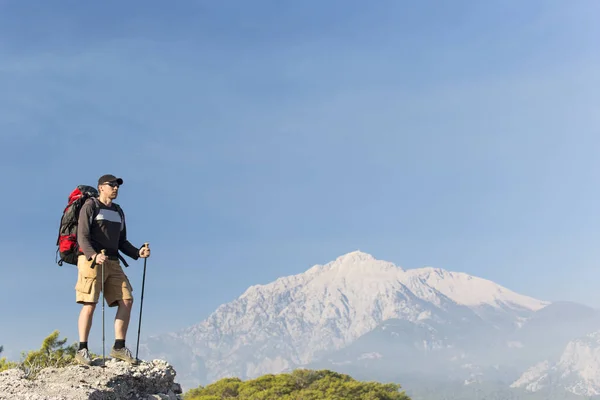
512;331;600;396
141;250;557;390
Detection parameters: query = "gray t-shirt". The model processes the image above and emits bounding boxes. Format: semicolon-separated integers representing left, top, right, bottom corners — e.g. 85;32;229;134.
77;198;140;261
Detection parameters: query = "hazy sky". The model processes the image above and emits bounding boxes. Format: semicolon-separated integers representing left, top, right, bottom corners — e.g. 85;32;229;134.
1;0;599;360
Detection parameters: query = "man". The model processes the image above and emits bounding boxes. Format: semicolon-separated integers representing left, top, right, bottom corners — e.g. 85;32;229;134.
74;174;150;366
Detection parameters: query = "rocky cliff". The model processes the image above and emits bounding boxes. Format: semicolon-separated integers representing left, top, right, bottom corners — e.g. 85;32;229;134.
0;358;183;400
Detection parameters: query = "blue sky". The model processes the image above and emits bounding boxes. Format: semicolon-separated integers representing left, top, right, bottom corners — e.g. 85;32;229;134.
1;0;599;360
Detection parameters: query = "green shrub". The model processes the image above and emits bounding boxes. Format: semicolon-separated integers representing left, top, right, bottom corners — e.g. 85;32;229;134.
0;344;17;372
0;355;18;373
0;331;86;379
184;369;411;400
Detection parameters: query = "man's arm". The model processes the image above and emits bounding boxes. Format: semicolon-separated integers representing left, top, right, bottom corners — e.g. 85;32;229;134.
118;208;140;260
77;199;97;260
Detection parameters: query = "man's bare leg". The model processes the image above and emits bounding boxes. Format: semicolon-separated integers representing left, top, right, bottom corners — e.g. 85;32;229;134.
78;303;96;342
115;299;133;340
111;299;137;364
75;303;96;365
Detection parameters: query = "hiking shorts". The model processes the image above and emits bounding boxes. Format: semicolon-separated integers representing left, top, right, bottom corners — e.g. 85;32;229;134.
75;255;133;307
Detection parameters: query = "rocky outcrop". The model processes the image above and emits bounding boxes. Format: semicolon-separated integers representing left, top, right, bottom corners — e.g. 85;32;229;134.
0;358;183;400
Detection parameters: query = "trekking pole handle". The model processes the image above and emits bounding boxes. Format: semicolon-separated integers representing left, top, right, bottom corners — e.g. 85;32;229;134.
90;249;106;270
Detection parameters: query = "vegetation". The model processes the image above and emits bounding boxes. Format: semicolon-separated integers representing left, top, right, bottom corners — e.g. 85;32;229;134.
0;344;17;372
0;331;82;378
183;369;411;400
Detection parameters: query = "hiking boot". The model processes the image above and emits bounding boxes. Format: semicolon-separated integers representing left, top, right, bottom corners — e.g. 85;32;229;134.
75;348;91;366
110;346;138;364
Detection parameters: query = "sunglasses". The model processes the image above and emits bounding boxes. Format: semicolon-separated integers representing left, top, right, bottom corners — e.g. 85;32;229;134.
103;182;120;188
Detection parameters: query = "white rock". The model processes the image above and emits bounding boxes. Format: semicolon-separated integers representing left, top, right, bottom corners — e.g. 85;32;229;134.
0;359;183;400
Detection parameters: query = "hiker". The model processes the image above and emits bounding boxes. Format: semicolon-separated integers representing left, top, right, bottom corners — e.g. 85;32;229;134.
74;174;150;365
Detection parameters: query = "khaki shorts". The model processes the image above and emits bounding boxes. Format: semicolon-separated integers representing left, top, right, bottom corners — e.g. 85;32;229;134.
75;255;133;307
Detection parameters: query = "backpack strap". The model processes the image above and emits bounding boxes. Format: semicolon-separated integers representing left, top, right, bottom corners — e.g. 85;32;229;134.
91;197;100;225
119;253;129;268
114;204;129;267
76;197;99;258
113;203;125;230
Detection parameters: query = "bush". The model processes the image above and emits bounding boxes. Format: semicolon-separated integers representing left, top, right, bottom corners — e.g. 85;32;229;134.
0;331;85;379
0;344;18;373
0;355;18;373
184;369;411;400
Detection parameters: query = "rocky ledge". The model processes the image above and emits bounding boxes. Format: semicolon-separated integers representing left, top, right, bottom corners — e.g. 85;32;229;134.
0;358;183;400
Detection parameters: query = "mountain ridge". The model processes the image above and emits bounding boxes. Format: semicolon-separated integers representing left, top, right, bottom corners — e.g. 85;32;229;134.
512;330;600;396
240;250;548;313
141;250;557;391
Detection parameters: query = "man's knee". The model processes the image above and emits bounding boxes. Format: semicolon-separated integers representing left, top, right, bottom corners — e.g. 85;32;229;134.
81;303;96;313
119;299;134;309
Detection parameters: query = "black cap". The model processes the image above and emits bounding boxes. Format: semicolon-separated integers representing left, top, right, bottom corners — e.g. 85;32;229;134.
98;174;123;186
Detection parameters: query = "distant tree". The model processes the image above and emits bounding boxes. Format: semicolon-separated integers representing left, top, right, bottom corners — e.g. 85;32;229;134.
184;368;411;400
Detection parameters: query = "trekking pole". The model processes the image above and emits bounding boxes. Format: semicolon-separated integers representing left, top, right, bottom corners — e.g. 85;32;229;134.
135;243;149;362
101;249;106;367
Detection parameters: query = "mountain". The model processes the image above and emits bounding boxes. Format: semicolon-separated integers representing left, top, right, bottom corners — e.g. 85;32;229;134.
138;251;600;398
512;331;600;397
141;250;581;393
305;302;600;399
505;302;600;369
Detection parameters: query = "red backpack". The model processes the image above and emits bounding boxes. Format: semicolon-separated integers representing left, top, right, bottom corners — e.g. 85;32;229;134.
55;185;99;266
